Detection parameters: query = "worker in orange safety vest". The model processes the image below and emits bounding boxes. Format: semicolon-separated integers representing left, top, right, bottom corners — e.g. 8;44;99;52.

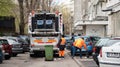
58;35;66;58
72;37;87;59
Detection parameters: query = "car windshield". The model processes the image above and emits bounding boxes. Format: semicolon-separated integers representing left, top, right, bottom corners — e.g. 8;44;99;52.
95;38;109;46
105;39;120;46
90;37;101;42
64;36;71;40
74;36;80;40
84;37;90;42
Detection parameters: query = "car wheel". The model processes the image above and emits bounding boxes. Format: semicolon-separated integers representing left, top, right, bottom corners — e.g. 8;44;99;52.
5;55;11;60
0;58;3;64
12;53;17;57
30;54;34;57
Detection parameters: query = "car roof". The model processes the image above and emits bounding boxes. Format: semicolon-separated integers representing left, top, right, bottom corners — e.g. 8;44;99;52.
95;38;110;46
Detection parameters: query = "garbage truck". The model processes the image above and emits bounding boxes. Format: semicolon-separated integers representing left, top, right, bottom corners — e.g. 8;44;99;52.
28;12;64;57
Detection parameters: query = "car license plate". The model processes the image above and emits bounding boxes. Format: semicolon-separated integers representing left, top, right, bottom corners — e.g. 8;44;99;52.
107;52;120;58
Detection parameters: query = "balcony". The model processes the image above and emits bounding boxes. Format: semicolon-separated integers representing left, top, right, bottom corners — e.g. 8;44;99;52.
74;20;108;27
106;0;120;8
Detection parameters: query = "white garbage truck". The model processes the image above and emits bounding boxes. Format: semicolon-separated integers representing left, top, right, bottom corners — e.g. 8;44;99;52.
28;12;64;57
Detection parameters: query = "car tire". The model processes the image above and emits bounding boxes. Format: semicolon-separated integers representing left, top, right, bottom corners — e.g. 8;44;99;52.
0;58;3;64
5;55;11;60
30;54;34;57
12;53;17;57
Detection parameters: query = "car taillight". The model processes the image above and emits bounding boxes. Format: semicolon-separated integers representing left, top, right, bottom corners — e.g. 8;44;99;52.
100;48;102;57
31;44;34;47
93;47;96;52
10;45;12;48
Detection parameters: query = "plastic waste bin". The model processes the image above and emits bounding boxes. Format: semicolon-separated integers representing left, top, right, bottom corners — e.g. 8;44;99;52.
45;45;53;61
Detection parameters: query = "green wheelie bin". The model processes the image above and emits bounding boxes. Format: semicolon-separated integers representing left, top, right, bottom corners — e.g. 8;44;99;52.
45;45;54;61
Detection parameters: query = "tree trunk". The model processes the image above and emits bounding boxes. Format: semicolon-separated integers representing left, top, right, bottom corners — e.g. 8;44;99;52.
18;0;24;35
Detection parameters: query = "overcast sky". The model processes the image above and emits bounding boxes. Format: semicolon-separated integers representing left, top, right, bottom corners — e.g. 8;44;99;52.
51;0;71;6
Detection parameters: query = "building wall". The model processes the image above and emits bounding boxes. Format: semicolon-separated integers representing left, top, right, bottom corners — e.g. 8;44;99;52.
86;25;105;37
74;0;108;37
74;0;82;22
106;0;120;37
108;11;120;37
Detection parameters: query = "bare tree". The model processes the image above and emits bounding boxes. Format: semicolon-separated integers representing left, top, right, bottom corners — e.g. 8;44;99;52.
18;0;24;35
18;0;53;34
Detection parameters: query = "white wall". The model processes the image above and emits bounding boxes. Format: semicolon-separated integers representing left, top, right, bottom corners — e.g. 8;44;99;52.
86;25;105;37
108;11;120;37
74;0;82;22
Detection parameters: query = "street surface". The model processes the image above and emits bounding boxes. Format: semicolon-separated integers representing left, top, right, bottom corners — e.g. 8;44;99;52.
0;50;98;67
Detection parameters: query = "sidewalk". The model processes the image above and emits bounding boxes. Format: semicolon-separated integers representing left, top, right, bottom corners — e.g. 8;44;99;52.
73;56;98;67
66;50;98;67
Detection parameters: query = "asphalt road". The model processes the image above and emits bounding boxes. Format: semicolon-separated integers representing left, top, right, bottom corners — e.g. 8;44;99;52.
0;52;79;67
0;50;98;67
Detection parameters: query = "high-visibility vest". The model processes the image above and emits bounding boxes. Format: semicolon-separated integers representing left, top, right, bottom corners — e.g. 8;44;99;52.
74;38;87;49
60;38;66;45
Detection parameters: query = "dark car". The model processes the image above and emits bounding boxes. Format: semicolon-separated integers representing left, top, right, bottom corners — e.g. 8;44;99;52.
0;45;3;63
71;36;100;56
64;35;72;50
78;36;100;54
0;38;12;60
17;38;29;52
92;38;110;66
6;37;23;57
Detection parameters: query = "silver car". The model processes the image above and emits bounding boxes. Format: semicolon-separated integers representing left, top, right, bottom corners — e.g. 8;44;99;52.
7;38;23;57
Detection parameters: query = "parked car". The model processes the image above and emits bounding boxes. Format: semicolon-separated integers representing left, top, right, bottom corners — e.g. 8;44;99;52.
0;38;12;60
92;38;110;66
17;38;29;52
98;37;120;67
17;35;30;45
64;35;72;50
71;36;101;56
3;36;29;52
7;38;23;56
0;44;3;64
2;36;23;57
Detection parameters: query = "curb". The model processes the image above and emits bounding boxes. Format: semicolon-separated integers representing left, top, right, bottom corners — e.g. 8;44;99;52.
73;57;85;67
67;52;84;67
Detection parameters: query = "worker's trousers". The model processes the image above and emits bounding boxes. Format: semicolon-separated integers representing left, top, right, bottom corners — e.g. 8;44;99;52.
59;50;65;57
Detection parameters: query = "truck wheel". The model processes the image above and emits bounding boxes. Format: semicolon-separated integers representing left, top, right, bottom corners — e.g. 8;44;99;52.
5;55;11;60
30;54;34;57
12;53;17;57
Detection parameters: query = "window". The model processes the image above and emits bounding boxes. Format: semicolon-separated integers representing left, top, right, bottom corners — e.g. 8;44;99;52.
37;20;44;29
46;20;53;29
0;39;8;45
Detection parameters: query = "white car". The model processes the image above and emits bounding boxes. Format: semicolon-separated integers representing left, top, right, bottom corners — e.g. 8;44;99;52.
98;38;120;67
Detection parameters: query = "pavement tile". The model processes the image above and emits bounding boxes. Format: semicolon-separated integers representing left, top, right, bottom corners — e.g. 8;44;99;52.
74;56;98;67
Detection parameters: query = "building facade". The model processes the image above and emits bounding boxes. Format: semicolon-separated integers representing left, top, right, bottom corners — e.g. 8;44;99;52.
74;0;108;37
104;0;120;37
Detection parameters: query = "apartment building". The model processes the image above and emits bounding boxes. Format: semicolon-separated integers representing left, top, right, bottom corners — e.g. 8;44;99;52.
104;0;120;37
74;0;108;37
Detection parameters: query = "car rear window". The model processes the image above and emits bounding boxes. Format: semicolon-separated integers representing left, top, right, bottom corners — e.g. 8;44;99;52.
105;39;120;46
0;39;9;45
7;39;19;44
95;38;109;46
